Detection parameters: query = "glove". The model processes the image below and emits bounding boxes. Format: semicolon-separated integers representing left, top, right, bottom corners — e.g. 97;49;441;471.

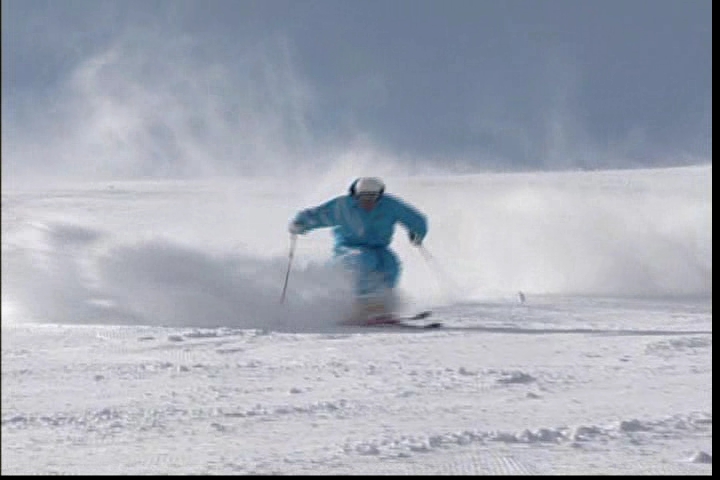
289;221;307;235
408;231;423;246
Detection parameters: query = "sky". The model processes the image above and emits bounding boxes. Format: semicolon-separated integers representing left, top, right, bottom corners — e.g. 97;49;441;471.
0;165;713;474
1;0;712;181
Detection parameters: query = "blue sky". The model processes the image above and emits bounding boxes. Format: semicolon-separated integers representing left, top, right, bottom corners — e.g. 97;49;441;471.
2;0;712;179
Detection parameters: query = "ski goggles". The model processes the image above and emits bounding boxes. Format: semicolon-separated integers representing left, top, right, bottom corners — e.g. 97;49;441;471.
356;192;381;202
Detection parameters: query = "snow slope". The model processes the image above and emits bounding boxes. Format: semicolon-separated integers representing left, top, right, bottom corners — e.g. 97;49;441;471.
1;165;712;474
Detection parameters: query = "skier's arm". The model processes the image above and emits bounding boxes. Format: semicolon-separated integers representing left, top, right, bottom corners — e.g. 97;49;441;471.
389;196;428;242
290;197;344;234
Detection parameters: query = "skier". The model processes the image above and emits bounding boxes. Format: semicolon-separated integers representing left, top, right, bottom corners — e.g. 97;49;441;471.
288;177;428;320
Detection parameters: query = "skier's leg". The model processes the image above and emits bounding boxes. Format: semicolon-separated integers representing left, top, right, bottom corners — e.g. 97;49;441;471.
378;248;401;290
333;247;386;322
334;246;380;297
372;248;402;313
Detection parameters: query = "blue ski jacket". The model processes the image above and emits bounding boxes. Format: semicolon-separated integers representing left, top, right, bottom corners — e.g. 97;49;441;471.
291;194;428;251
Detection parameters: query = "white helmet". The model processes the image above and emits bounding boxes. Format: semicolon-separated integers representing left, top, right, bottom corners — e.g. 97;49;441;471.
349;177;385;197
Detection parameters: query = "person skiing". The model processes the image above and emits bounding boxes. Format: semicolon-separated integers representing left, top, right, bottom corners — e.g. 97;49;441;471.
288;177;428;320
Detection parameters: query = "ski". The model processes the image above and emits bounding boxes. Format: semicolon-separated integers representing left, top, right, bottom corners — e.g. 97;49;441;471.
394;310;433;322
341;308;439;329
358;310;441;329
391;321;443;329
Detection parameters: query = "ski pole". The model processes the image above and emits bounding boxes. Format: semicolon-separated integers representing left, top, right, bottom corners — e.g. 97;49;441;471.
417;244;461;297
280;234;297;304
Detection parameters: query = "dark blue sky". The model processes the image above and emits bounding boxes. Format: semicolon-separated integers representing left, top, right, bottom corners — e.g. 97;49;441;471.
2;0;712;178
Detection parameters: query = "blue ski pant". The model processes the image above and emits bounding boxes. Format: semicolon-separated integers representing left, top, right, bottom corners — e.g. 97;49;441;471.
333;245;401;297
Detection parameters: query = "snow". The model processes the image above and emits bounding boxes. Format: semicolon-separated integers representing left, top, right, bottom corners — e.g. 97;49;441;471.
1;165;712;474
